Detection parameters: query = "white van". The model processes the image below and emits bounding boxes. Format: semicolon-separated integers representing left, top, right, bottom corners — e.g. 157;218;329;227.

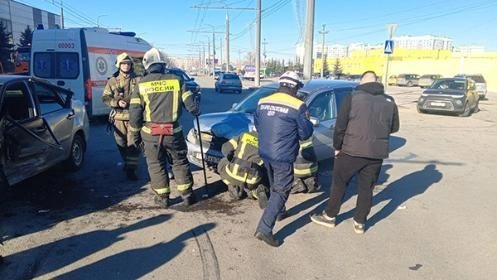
30;27;152;117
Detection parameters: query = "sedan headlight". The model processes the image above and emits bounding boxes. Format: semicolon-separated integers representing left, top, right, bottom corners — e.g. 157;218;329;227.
186;128;198;144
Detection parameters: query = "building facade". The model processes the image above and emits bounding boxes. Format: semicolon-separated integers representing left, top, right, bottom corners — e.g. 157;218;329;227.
0;0;60;46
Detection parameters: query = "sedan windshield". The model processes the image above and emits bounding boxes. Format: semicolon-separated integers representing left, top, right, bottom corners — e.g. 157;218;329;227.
430;79;465;90
233;86;277;113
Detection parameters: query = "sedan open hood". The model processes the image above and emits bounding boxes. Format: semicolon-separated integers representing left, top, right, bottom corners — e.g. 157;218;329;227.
196;111;254;139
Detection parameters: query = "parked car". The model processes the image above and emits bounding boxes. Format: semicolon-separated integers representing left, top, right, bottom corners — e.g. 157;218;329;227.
396;74;420;87
454;74;487;100
418;74;442;88
215;72;243;94
417;77;479;117
0;75;90;187
186;79;358;169
166;67;201;94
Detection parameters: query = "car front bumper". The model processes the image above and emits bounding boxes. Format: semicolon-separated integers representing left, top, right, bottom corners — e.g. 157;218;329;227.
418;97;465;113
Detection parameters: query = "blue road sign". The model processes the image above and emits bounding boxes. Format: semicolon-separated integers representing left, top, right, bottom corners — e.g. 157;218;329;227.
384;40;394;54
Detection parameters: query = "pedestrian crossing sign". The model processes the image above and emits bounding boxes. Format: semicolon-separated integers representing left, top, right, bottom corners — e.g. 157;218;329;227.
384;40;394;54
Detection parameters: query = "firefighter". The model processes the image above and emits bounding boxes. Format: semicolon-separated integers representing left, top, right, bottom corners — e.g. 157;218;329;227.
102;52;141;180
254;71;313;247
291;138;321;194
128;48;200;208
217;130;269;209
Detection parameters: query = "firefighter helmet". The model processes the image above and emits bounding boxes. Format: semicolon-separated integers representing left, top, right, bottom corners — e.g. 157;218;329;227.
142;47;167;70
279;71;303;89
115;52;133;68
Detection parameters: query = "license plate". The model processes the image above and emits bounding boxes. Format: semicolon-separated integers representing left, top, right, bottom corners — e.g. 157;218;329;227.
430;102;445;107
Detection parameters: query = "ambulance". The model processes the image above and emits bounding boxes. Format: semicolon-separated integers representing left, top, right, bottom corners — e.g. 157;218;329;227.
30;27;152;117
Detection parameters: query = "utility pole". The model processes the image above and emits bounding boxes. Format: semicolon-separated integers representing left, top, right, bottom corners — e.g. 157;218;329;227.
212;32;216;72
225;13;230;72
219;37;223;67
319;24;328;78
191;4;257;81
60;0;65;28
303;0;315;80
262;38;268;66
255;0;261;86
207;40;211;74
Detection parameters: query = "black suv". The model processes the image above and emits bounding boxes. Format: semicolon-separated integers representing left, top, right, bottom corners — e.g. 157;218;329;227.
166;67;201;94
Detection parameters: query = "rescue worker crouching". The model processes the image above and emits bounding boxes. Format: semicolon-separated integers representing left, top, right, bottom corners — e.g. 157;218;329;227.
102;52;141;181
291;138;321;194
217;130;269;209
128;48;200;208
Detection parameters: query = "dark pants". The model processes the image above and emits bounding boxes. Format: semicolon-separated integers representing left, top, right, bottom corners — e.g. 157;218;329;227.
256;160;293;235
142;131;193;197
325;153;383;224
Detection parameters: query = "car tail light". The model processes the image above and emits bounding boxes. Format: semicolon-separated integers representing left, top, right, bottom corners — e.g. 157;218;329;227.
85;79;92;101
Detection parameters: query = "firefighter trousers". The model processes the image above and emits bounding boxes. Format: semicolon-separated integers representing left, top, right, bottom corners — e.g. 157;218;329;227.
113;119;140;171
142;131;193;197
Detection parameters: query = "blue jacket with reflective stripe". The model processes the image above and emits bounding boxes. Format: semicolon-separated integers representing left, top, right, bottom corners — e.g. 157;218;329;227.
255;88;313;163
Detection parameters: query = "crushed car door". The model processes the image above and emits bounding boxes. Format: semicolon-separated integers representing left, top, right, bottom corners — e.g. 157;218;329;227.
0;80;62;186
30;79;75;163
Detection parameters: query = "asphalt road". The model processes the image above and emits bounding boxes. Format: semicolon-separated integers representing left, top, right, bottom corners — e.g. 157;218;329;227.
1;77;496;279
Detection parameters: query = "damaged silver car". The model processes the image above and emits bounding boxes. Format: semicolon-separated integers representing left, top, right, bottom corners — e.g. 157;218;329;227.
0;75;89;188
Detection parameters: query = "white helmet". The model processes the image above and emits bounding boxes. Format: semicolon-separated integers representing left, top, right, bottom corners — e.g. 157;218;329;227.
142;47;167;70
279;71;303;89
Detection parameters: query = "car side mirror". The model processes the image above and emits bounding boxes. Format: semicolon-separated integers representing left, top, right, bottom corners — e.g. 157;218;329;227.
215;77;219;80
231;103;238;110
310;117;320;127
190;77;195;81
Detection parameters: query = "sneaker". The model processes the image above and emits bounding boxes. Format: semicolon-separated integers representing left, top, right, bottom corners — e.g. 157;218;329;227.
310;211;336;228
254;231;280;247
353;220;365;234
126;169;138;181
154;195;170;208
256;185;269;209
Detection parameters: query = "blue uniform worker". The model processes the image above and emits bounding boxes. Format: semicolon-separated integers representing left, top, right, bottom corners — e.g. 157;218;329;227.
254;71;313;247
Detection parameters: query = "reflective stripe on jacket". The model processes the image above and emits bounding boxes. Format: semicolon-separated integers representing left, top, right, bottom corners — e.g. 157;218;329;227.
294;138;318;177
221;131;264;186
128;72;198;134
102;71;139;120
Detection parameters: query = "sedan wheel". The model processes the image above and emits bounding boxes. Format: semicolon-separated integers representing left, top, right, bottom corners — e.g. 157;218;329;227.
65;134;85;171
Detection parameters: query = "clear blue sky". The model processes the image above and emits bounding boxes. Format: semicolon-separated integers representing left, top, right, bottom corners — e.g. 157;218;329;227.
18;0;497;60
